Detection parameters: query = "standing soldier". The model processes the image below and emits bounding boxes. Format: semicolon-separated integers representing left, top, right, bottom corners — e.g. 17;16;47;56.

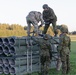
54;29;62;71
42;4;57;35
32;34;52;75
26;11;44;36
57;25;71;75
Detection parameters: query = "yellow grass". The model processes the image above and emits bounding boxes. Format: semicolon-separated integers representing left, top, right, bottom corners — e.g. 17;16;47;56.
69;35;76;41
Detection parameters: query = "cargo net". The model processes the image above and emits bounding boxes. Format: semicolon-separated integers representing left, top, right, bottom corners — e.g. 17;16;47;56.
0;35;60;75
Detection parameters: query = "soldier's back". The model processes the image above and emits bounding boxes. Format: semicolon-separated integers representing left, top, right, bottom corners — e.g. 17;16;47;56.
26;11;36;20
60;34;70;55
26;11;40;21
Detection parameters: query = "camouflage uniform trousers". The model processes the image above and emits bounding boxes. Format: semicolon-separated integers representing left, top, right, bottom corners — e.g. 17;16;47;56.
40;55;50;75
26;19;39;36
42;20;56;34
61;54;70;75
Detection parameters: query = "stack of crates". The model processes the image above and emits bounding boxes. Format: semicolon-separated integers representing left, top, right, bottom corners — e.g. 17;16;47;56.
0;36;40;75
0;35;59;75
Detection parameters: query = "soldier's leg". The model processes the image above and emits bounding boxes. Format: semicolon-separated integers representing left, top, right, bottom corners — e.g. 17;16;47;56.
44;56;50;75
32;21;39;36
41;64;45;75
34;25;38;36
42;24;50;34
40;56;45;75
62;61;67;75
27;21;31;36
66;55;70;74
44;61;50;75
52;21;57;34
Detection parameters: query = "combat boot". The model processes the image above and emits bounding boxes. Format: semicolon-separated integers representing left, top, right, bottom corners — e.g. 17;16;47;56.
66;67;70;74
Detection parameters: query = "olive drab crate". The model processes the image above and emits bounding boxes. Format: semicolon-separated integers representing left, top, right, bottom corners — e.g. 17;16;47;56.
0;35;59;75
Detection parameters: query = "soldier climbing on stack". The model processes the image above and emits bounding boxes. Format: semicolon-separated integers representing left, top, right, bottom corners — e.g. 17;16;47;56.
42;4;57;35
26;11;44;36
25;4;71;75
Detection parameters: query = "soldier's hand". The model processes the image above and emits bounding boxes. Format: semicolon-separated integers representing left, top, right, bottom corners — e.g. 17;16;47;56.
38;25;42;29
45;21;50;25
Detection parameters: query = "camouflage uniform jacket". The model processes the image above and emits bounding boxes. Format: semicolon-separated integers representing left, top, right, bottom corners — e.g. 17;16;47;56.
32;37;52;58
58;33;71;55
42;7;57;22
26;11;44;25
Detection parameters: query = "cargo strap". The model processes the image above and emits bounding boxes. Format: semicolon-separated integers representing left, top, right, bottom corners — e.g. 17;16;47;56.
26;37;30;73
30;39;33;73
26;37;33;74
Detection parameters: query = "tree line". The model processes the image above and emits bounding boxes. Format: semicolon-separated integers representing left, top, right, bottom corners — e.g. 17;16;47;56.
0;23;75;37
0;23;56;37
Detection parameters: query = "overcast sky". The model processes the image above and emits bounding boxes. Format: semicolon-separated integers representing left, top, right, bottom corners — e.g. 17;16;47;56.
0;0;76;32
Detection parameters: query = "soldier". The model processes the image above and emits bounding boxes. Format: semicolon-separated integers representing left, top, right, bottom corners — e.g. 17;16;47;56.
42;4;57;34
54;29;62;71
26;11;44;36
57;25;71;75
32;34;52;75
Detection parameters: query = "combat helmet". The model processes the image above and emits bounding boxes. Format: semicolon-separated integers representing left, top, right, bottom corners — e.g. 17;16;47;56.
43;4;48;9
60;25;68;33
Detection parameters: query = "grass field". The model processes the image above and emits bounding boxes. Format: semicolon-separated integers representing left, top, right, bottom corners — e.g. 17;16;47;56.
28;41;76;75
70;35;76;41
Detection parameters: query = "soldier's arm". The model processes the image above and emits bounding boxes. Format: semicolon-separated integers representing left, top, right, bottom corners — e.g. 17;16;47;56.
48;43;52;50
40;15;44;26
46;41;52;50
57;36;64;52
42;11;48;22
68;37;71;52
49;8;56;19
31;37;40;44
48;42;52;59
